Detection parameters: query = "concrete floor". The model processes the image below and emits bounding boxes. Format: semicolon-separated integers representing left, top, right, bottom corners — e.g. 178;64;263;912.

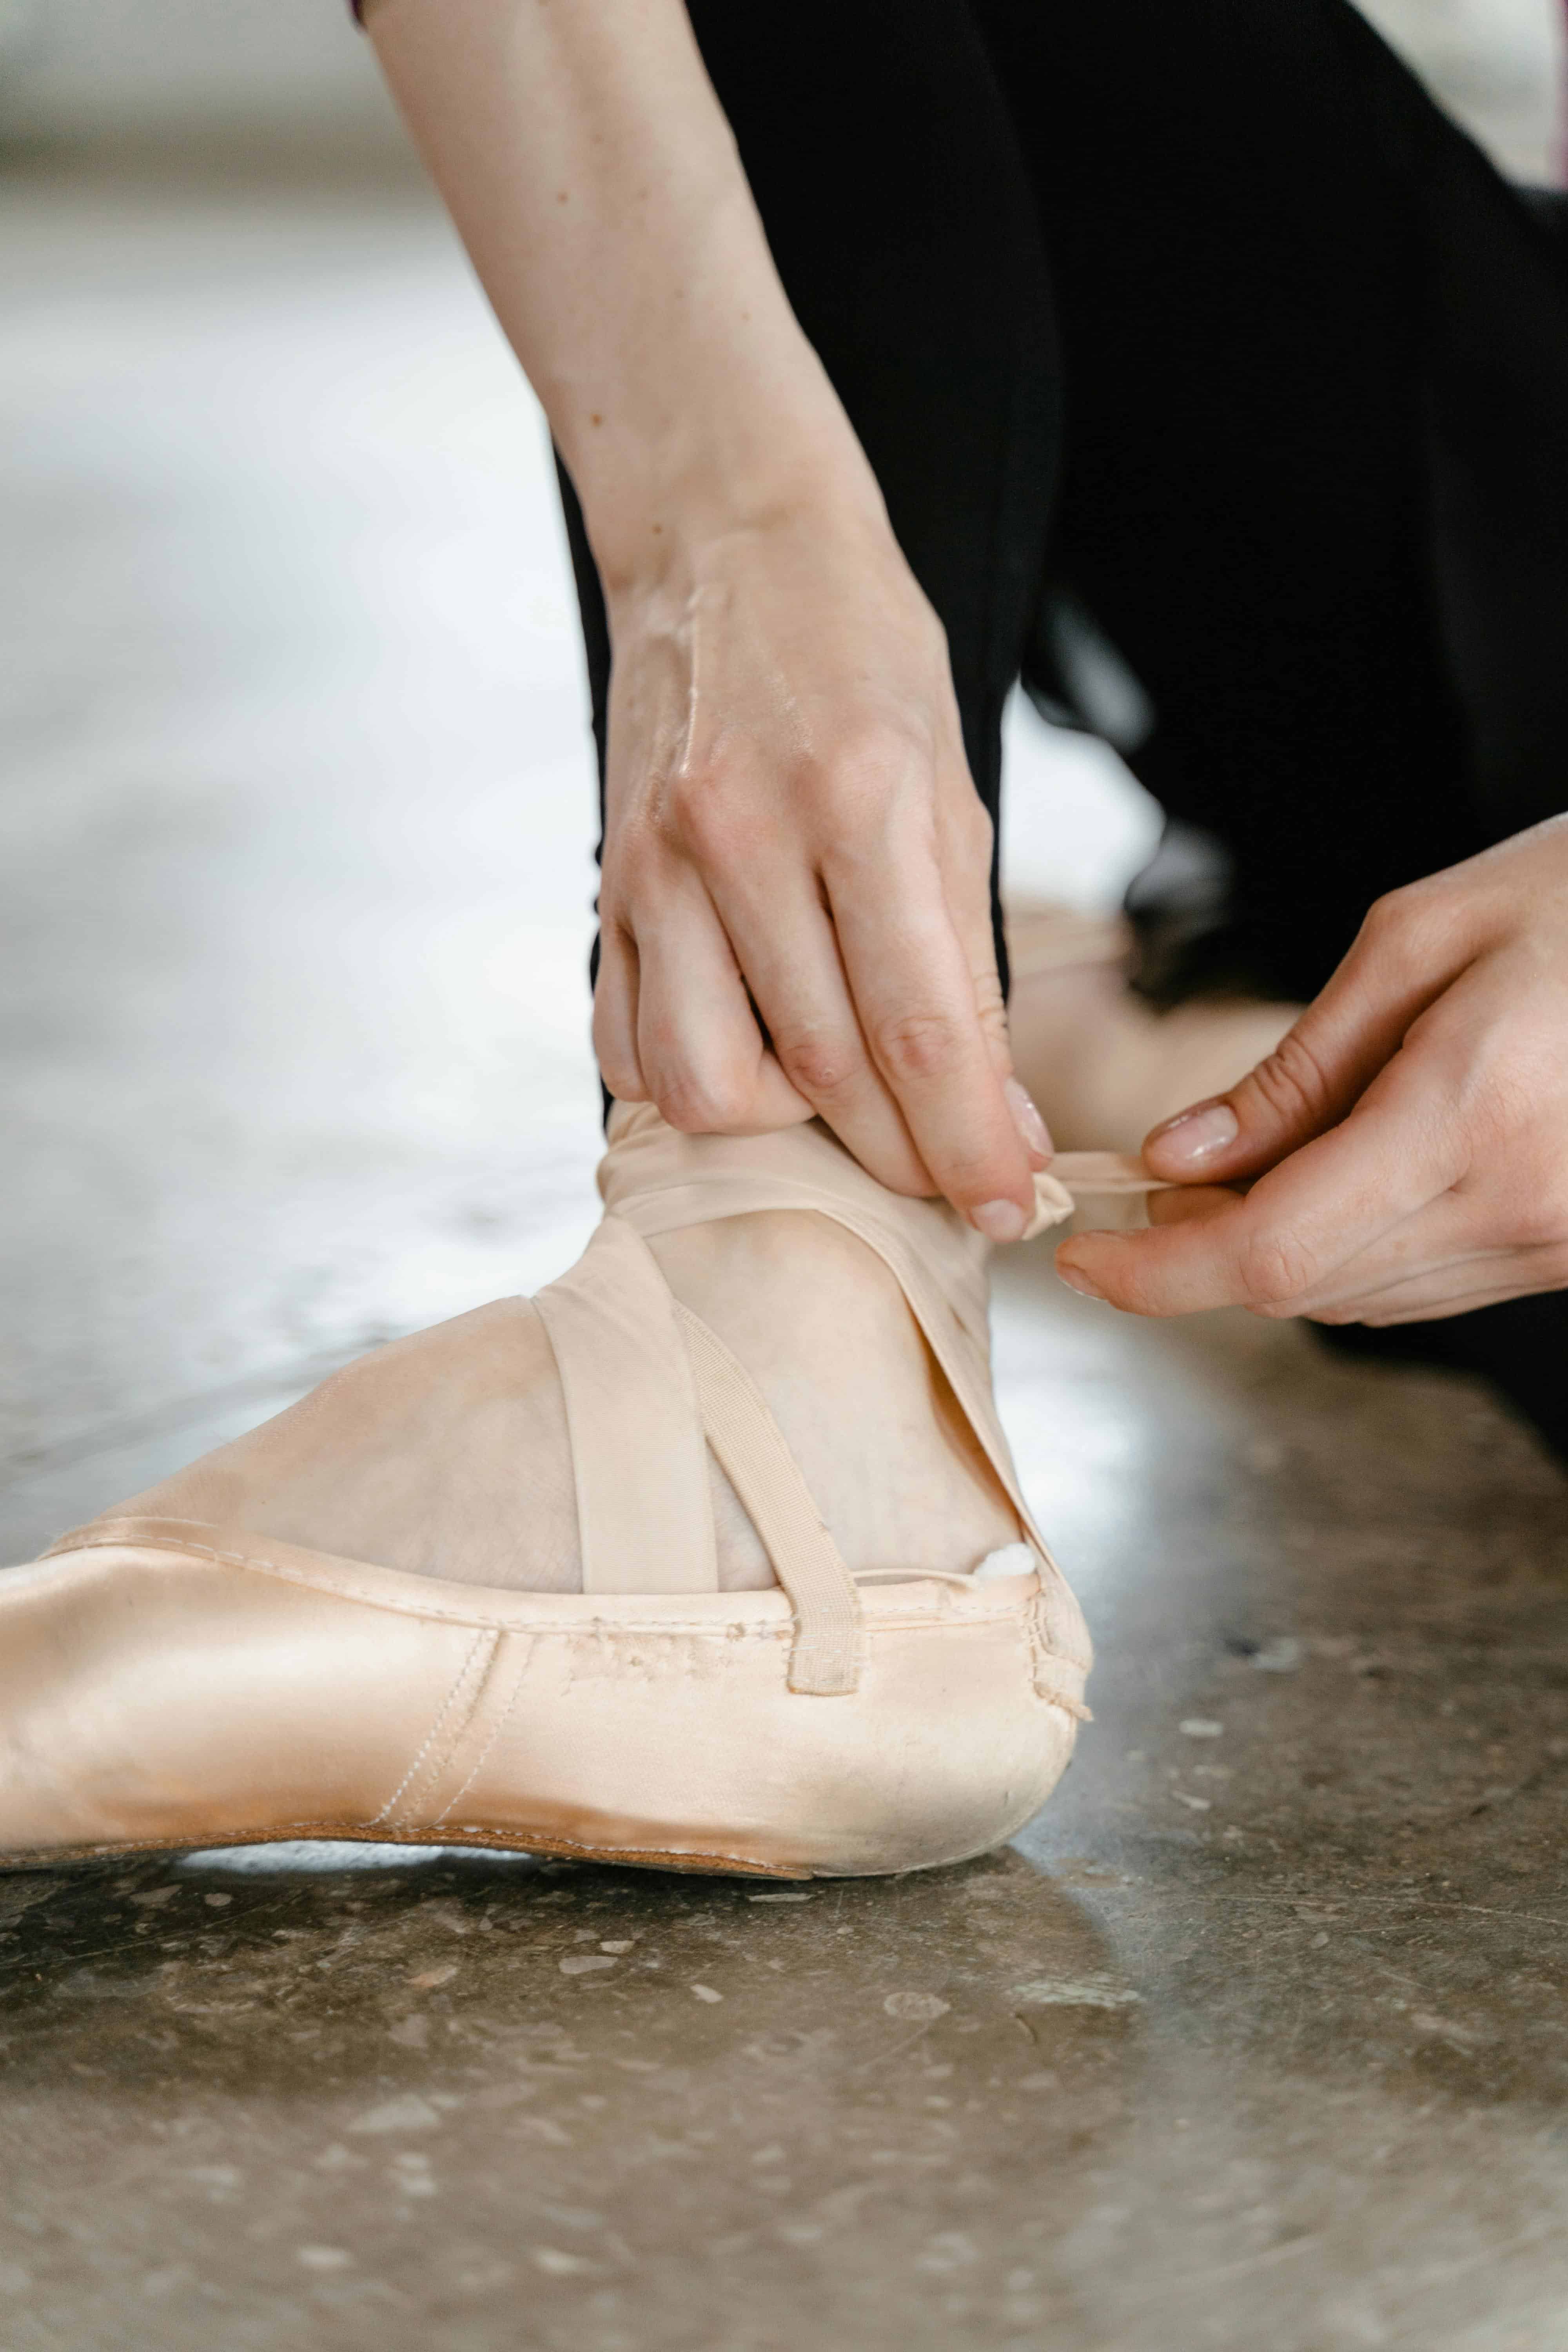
5;138;1568;2352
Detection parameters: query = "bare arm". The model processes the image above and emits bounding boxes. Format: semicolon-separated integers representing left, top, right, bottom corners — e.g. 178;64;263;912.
366;0;856;582
364;0;1042;1233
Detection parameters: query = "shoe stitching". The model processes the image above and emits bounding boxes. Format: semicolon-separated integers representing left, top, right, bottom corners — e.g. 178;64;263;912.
372;1627;497;1830
45;1530;1067;1637
431;1633;534;1827
0;1621;1086;1867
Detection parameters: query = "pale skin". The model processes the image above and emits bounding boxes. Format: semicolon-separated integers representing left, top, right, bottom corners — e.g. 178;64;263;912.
365;0;1568;1385
358;0;1025;1590
1060;818;1568;1329
364;0;1047;1247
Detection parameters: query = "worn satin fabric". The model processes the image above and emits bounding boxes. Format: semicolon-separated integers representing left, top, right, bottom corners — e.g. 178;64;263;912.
0;1109;1118;1878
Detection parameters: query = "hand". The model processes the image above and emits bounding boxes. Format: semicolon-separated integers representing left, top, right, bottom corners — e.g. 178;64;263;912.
363;0;1046;1230
592;490;1049;1235
1055;816;1568;1324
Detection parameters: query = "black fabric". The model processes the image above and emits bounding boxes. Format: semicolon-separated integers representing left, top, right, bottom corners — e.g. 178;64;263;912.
555;0;1568;1457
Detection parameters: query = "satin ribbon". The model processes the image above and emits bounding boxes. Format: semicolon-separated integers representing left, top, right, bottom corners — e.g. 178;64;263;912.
1024;1151;1175;1241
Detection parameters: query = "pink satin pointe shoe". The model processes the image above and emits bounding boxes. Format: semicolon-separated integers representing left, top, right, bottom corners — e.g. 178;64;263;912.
2;1107;1108;1881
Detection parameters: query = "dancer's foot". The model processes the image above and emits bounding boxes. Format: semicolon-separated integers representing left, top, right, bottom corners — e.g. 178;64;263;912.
647;1207;1020;1589
92;1117;1022;1599
2;1107;1092;1877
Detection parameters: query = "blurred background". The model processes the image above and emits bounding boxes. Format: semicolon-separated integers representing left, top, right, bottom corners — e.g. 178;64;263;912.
0;0;1563;1555
0;0;1561;174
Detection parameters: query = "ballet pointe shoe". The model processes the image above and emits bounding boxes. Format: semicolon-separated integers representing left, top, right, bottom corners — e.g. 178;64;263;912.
1;1108;1104;1882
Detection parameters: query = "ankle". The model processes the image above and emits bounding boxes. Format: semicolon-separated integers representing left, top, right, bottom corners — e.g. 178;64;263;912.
649;1209;1019;1588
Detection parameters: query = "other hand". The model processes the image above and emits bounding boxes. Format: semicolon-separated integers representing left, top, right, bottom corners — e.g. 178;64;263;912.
1055;817;1568;1324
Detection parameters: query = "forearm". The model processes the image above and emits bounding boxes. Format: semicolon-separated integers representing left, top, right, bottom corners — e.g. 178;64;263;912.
366;0;1039;1229
363;0;882;589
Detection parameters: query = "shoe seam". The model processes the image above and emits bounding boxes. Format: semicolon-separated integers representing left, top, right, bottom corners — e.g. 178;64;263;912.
372;1627;498;1829
48;1534;1060;1639
431;1633;533;1827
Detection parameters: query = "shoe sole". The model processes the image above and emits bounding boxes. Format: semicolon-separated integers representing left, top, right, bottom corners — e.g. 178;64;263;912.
0;1821;809;1878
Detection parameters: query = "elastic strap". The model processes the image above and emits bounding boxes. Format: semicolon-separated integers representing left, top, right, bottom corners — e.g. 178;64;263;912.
673;1303;862;1697
534;1217;719;1594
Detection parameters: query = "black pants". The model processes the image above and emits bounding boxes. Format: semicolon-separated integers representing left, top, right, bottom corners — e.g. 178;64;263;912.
558;0;1568;1455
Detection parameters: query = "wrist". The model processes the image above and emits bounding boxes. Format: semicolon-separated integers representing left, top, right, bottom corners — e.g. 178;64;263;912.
568;404;886;603
546;234;886;595
605;466;890;624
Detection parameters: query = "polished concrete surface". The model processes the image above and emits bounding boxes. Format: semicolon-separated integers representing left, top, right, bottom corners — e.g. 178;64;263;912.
5;149;1568;2352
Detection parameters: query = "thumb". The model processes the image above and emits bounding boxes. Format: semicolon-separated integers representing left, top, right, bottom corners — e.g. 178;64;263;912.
1140;925;1443;1185
1139;1026;1342;1184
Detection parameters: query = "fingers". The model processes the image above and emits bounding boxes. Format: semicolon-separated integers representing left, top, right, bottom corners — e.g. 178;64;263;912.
936;773;1055;1171
700;727;1039;1225
824;807;1035;1235
1005;1076;1055;1169
1081;1169;1563;1325
1288;1184;1568;1323
595;873;815;1134
1305;1249;1568;1325
1056;1059;1454;1316
599;635;1037;1222
713;871;934;1198
1063;946;1568;1324
1142;883;1475;1188
591;919;649;1102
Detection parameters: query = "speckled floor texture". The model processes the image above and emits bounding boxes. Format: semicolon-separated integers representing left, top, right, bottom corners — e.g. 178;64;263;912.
4;134;1568;2352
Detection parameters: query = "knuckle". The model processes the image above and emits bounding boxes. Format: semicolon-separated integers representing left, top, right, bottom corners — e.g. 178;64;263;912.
1357;878;1466;974
1507;1186;1568;1253
805;720;929;826
599;1060;648;1104
666;760;746;865
594;1045;644;1100
653;1065;754;1135
870;1006;966;1085
974;964;1007;1030
835;713;929;781
590;1022;644;1107
1236;1222;1319;1310
1245;1029;1335;1127
774;1027;865;1102
606;801;666;874
1357;887;1409;944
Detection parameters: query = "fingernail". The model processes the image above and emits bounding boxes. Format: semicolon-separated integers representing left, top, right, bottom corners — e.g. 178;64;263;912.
973;1198;1028;1244
1005;1077;1054;1164
1149;1100;1239;1170
1056;1263;1106;1301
